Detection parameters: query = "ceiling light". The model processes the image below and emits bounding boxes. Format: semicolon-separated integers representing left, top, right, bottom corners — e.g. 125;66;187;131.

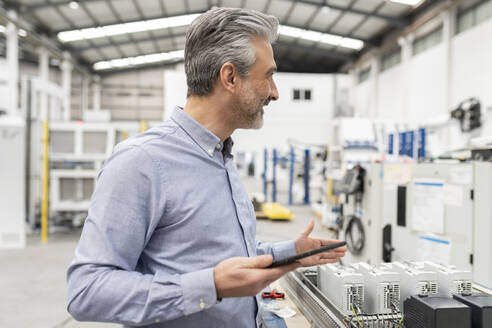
321;6;331;14
389;0;424;6
69;1;79;10
18;29;27;37
0;26;5;34
278;25;364;50
93;50;184;70
58;13;200;42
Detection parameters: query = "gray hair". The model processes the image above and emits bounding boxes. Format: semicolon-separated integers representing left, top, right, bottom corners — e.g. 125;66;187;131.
185;7;279;96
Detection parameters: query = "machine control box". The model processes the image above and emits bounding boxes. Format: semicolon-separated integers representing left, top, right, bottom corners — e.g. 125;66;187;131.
453;293;492;328
416;261;473;297
404;295;471;328
385;262;438;302
318;264;364;316
352;262;401;314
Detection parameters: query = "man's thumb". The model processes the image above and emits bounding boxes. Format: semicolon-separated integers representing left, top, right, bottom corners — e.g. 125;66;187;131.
301;220;315;238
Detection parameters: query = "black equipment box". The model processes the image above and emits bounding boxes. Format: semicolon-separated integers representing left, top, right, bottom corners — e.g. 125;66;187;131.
453;293;492;328
404;295;471;328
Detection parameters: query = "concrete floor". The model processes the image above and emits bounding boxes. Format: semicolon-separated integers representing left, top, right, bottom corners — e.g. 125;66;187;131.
0;178;336;328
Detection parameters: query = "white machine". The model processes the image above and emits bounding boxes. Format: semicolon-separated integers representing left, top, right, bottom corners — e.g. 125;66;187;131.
413;261;473;297
318;263;365;316
0;115;26;248
385;262;438;303
338;162;492;291
352;262;401;314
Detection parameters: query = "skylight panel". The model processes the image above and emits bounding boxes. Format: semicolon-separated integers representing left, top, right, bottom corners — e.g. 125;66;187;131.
93;50;185;71
58;14;200;42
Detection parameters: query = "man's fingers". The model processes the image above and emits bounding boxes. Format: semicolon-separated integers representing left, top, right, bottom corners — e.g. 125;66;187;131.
300;220;315;238
262;261;301;280
319;253;341;260
319;238;346;247
317;258;339;265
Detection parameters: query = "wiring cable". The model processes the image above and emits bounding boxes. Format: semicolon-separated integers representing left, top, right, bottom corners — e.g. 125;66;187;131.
344;215;365;255
350;303;363;327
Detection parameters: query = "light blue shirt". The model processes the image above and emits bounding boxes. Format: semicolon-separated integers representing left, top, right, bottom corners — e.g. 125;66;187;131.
67;107;296;328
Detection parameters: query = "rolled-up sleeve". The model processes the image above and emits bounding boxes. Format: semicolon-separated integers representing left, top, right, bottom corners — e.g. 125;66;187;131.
66;145;219;326
256;240;297;261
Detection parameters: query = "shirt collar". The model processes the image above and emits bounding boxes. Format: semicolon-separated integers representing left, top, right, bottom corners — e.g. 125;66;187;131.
171;106;233;157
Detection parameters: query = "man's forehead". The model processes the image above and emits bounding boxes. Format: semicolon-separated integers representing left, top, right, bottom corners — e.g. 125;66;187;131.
251;38;276;68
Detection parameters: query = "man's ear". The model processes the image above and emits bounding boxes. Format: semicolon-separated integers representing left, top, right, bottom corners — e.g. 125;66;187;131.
218;62;239;94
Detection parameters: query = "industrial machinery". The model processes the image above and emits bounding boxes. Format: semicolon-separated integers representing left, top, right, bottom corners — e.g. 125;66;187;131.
317;264;364;316
279;262;490;328
450;98;482;133
352;262;401;314
403;295;471;328
386;262;438;303
414;262;473;297
0;115;26;248
337;161;492;291
453;293;492;328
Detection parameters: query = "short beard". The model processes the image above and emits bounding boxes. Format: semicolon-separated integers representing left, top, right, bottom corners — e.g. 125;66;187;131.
234;87;266;130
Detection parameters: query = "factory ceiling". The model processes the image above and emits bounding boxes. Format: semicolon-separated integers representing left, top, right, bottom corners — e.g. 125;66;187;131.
1;0;440;74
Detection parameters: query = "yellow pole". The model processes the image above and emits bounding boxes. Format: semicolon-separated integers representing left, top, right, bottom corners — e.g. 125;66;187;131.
327;178;333;198
140;120;147;133
41;121;49;243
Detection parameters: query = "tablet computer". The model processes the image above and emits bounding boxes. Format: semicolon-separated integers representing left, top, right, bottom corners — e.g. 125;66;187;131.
267;241;347;268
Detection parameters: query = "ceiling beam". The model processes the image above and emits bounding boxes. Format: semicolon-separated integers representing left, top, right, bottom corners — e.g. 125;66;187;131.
22;0;109;11
275;40;356;62
95;58;184;75
291;0;409;28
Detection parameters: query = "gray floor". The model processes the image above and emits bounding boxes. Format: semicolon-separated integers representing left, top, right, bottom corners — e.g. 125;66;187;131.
0;178;335;328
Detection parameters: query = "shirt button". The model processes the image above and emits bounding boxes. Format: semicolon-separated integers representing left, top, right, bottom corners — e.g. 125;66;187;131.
208;149;213;155
216;144;221;150
154;319;160;323
200;299;206;309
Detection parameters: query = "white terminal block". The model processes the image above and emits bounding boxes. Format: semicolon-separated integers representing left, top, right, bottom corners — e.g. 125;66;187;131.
318;264;365;316
412;261;472;297
352;262;401;314
384;262;438;302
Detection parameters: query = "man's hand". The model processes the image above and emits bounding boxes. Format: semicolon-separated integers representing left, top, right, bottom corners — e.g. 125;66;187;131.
213;255;301;299
294;220;347;267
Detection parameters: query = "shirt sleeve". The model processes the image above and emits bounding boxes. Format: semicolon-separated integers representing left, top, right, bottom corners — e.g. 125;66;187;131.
66;145;219;326
256;240;297;261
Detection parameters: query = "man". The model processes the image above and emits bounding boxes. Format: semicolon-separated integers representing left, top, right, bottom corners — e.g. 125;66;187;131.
67;7;346;328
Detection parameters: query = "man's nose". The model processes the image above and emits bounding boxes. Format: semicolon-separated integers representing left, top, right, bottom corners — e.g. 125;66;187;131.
270;80;279;101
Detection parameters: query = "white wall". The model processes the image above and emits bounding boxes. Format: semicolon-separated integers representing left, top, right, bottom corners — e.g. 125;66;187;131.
350;10;492;153
407;45;447;121
452;17;492;137
352;78;371;118
378;65;405;120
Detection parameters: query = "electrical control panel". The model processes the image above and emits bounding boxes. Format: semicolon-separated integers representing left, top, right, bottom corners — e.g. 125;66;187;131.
318;263;365;316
